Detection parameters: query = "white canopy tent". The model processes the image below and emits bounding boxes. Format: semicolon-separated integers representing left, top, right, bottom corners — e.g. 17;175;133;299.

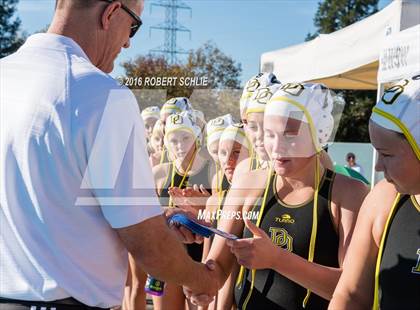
260;0;420;185
260;0;420;90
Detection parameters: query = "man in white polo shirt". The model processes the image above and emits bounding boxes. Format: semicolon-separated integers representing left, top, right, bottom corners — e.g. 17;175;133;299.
0;0;218;309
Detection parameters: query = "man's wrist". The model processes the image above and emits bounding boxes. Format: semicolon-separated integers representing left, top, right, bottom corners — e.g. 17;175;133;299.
189;261;216;293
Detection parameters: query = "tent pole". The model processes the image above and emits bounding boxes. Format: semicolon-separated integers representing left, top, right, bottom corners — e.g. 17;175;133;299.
371;83;384;187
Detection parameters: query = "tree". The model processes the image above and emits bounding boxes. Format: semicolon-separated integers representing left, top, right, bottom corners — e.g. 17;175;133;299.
120;41;242;121
306;0;379;142
0;0;24;58
121;54;193;98
186;41;242;89
306;0;379;40
335;92;376;142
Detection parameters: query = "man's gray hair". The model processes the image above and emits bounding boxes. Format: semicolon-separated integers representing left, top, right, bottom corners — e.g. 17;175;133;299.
55;0;141;10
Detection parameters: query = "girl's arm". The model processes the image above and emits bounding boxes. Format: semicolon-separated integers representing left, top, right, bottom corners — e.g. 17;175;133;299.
329;180;397;309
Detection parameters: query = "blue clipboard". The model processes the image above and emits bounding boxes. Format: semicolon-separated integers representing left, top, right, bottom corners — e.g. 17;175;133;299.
168;214;239;240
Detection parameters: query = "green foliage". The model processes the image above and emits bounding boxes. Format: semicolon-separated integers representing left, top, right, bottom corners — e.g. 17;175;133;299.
335;90;376;142
186;41;242;89
121;54;193;98
0;0;24;58
307;0;379;39
307;0;379;142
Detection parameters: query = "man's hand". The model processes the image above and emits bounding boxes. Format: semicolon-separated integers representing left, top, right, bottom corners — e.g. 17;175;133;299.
226;219;277;269
117;215;220;299
163;207;210;244
183;260;219;306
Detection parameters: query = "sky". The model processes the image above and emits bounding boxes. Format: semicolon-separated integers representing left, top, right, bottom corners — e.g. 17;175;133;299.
16;0;392;85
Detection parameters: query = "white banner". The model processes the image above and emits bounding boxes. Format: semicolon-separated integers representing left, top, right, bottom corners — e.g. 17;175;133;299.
378;24;420;83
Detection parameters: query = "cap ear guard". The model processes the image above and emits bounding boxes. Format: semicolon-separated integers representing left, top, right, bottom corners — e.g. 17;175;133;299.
265;82;335;151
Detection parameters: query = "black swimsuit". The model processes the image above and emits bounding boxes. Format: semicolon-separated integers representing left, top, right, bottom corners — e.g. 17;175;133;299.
210;173;231;244
160;160;213;262
235;169;339;310
375;194;420;310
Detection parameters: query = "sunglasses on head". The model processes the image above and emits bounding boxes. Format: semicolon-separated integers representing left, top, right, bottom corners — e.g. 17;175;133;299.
99;0;143;38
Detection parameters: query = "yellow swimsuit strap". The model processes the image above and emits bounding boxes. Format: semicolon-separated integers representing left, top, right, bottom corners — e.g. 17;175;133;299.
372;193;402;310
302;153;321;308
168;150;197;208
238;167;273;309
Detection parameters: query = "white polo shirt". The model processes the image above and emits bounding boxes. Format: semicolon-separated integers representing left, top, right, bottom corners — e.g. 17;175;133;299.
0;33;163;308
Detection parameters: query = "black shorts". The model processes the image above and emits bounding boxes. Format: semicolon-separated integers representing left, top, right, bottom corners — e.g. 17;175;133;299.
0;297;109;310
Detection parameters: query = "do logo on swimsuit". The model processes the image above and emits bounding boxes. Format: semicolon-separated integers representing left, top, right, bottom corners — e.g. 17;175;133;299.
269;227;294;252
412;249;420;274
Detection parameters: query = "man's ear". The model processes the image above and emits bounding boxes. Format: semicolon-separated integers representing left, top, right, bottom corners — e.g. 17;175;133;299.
100;1;122;32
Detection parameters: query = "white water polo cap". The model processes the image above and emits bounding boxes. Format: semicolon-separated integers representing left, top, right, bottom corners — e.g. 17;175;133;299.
246;83;282;115
219;123;251;150
265;82;335;150
192;109;206;126
164;111;202;148
161;97;193;117
240;73;281;117
370;75;420;160
206;114;234;148
141;106;160;120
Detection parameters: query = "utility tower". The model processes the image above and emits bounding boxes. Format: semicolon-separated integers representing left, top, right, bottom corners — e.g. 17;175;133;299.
149;0;192;64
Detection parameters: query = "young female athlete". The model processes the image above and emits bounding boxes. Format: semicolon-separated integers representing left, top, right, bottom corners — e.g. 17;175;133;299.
141;105;160;142
329;75;420;310
203;123;251;310
244;82;281;170
206;114;234;194
153;111;214;310
186;82;368;310
149;119;166;167
239;73;279;125
153;97;193;168
231;73;282;180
